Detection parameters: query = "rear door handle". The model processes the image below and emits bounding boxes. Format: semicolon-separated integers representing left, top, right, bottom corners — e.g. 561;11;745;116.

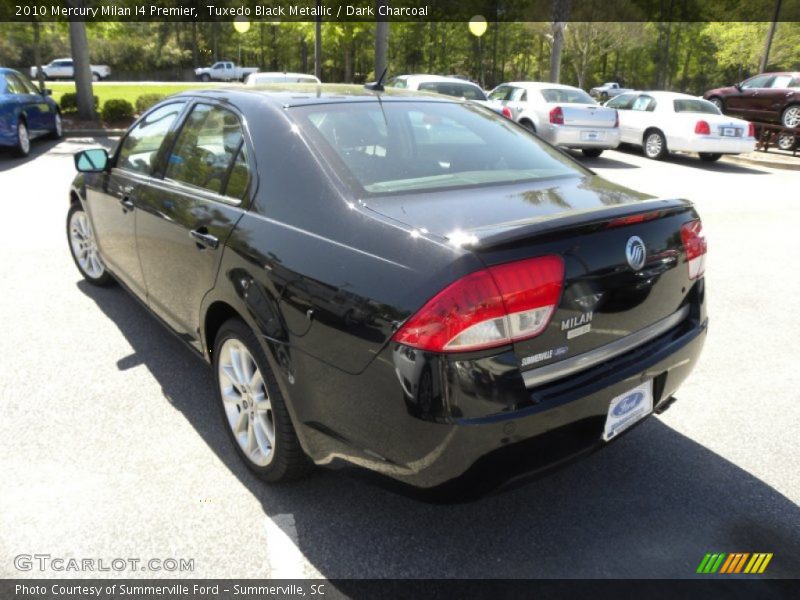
190;228;219;249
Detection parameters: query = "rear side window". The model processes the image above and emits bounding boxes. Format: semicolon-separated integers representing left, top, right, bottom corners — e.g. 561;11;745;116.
117;102;186;175
165;103;250;198
541;88;596;104
418;82;485;100
673;99;720;114
5;74;26;95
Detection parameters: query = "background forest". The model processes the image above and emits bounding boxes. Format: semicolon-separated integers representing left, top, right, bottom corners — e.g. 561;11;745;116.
1;20;799;93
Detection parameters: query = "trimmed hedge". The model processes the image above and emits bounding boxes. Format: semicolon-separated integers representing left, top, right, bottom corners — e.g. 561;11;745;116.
101;98;134;122
60;92;99;113
135;93;167;114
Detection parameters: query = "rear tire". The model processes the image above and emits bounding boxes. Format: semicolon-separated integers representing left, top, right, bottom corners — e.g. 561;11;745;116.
643;129;668;160
67;204;114;286
13;120;30;157
200;74;211;82
698;153;722;162
48;111;63;140
781;104;800;128
708;97;724;112
213;319;313;483
581;148;604;158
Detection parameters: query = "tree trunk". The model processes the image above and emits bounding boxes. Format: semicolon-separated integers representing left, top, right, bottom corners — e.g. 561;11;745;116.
32;20;45;92
67;5;96;121
212;21;219;62
759;0;782;73
191;21;199;68
375;1;389;80
549;0;570;83
270;25;278;70
314;3;322;80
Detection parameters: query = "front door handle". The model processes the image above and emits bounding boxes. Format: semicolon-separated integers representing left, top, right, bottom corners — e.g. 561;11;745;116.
190;228;219;249
120;196;134;212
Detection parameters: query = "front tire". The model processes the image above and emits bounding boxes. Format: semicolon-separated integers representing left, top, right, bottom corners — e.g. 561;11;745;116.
643;129;668;160
67;204;113;286
699;153;722;162
91;72;100;82
213;319;312;483
581;148;604;158
14;120;30;157
777;133;797;151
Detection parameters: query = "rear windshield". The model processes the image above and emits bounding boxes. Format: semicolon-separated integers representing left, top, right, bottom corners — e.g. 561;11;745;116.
292;101;582;194
418;82;487;101
541;88;596;104
673;99;720;114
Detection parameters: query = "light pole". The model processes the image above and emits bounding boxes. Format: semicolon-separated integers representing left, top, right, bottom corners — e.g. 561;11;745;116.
233;16;251;65
468;15;487;88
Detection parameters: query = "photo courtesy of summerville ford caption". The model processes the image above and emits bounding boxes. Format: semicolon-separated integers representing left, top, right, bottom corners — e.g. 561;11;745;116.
67;84;708;492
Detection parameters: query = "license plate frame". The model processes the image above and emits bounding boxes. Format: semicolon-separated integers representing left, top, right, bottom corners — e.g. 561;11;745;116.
581;130;604;141
722;127;738;137
603;380;653;441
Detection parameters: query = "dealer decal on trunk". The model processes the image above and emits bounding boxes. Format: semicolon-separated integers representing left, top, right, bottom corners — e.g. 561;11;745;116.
561;311;593;339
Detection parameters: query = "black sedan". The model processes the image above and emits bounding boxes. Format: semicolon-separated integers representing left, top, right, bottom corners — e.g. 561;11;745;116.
67;85;708;490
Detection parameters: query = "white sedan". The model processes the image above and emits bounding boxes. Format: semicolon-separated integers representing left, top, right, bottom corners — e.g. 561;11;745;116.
606;91;756;161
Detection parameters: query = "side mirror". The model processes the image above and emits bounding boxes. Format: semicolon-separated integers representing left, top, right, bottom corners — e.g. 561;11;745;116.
734;82;742;91
42;88;52;96
74;148;109;173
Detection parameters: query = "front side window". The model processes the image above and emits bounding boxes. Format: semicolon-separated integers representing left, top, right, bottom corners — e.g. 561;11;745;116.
509;88;527;102
165;103;249;197
418;82;486;101
541;88;596;105
742;75;773;89
488;85;512;101
606;93;636;109
295;101;582;194
632;95;656;111
116;102;186;175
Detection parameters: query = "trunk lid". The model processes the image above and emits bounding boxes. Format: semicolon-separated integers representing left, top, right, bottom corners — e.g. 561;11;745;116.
364;175;698;374
556;103;617;128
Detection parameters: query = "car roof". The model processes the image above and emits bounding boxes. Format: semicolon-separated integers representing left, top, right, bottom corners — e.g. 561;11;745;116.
395;74;481;86
173;83;464;108
250;72;318;78
502;81;584;91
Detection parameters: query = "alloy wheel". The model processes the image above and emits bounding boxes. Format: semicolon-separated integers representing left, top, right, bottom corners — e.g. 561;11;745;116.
645;133;663;158
218;339;275;467
782;106;800;129
69;210;105;279
17;122;30;155
709;98;723;111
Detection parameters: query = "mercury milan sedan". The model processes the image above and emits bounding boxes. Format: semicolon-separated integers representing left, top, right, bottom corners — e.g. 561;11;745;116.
67;86;707;490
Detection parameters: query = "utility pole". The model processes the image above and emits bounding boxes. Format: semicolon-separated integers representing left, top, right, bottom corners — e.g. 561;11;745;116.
375;0;389;79
314;0;322;80
759;0;782;73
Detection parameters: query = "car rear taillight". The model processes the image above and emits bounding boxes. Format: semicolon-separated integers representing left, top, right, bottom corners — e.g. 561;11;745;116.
680;219;707;280
501;106;513;119
694;120;711;135
549;106;564;125
392;256;564;353
748;122;756;138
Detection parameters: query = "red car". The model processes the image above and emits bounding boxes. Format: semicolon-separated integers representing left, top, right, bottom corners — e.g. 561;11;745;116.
705;72;800;150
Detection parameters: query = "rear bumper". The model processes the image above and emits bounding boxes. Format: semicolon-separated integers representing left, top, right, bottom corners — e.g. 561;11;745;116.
540;124;621;149
670;135;756;155
292;287;708;490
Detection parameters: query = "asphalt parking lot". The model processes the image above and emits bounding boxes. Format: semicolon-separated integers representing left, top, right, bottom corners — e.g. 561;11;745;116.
1;139;799;580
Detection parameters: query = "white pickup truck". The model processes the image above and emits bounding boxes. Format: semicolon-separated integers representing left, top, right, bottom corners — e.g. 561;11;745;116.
589;82;634;100
30;58;111;82
194;62;258;82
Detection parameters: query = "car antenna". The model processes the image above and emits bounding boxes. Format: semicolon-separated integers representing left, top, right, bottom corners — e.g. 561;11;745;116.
364;67;388;92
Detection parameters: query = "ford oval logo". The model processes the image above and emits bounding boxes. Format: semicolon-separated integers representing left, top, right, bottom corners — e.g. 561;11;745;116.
625;236;646;271
612;392;645;417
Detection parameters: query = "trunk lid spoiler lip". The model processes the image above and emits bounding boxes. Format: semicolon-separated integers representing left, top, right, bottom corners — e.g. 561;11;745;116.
460;198;694;251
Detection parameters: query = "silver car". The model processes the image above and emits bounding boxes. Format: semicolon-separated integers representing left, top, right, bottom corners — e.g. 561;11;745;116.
488;82;620;157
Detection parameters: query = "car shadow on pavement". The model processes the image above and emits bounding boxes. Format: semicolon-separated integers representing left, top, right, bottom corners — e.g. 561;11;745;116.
613;145;769;175
575;153;641;169
0;136;116;173
78;281;800;579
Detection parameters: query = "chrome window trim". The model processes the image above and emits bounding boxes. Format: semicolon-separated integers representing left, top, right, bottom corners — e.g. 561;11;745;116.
523;305;691;389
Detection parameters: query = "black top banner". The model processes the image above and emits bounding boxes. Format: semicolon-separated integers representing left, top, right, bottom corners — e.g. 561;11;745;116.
2;0;800;23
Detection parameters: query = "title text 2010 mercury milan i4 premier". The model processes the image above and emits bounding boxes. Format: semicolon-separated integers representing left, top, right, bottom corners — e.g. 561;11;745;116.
67;85;707;491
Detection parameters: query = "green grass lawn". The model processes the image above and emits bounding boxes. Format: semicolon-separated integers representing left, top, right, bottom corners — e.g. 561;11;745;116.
46;82;226;110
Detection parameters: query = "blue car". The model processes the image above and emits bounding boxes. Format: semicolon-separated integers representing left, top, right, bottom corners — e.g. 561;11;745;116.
0;67;62;157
